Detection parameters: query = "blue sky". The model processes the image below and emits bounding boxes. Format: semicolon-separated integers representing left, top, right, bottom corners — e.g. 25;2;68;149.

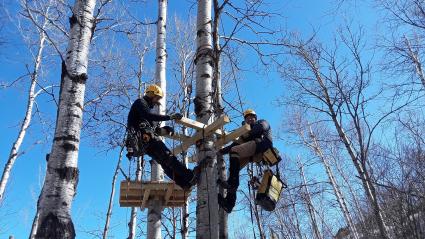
0;0;382;238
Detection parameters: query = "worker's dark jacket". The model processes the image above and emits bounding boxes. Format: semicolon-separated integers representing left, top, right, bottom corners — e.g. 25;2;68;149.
222;119;273;155
127;96;171;131
126;97;193;189
244;119;273;154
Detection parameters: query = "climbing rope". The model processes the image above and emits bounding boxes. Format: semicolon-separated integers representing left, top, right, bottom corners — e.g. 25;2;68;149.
247;163;258;239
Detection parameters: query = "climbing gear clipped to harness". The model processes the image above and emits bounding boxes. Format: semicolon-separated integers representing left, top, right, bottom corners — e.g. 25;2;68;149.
247;147;286;211
255;169;285;211
125;122;155;159
125;128;141;159
262;147;282;166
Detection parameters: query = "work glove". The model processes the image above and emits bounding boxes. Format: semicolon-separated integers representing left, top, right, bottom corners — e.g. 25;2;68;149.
219;143;237;155
170;112;183;120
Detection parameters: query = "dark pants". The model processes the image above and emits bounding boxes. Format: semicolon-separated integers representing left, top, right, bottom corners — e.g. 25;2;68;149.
144;137;194;189
223;140;268;211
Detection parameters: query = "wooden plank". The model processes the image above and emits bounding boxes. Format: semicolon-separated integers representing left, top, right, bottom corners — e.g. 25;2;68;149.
188;124;251;163
120;181;184;190
216;124;251;148
172;115;230;155
176;117;206;130
176;117;227;136
141;189;150;208
119;181;191;208
163;132;191;141
164;183;174;205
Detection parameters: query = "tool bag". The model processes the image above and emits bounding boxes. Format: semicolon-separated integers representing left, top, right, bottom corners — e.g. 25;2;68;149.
125;122;155;159
262;147;282;166
255;169;284;211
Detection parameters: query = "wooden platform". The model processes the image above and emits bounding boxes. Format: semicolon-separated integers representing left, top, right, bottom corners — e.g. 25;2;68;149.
119;181;191;208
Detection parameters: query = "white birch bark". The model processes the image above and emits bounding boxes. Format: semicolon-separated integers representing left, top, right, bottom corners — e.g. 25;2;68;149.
34;1;96;238
181;131;190;239
212;1;227;237
298;160;322;239
29;211;40;239
404;36;425;89
148;1;167;238
307;126;360;239
128;157;142;239
0;6;48;201
307;57;391;239
102;147;125;239
195;0;219;238
180;63;190;239
328;113;390;238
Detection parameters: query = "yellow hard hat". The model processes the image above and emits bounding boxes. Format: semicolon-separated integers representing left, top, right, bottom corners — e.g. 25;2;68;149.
145;84;164;98
243;109;257;118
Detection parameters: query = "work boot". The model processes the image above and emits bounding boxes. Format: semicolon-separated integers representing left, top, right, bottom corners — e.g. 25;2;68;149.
217;178;231;189
188;165;201;187
218;193;235;213
217;179;239;191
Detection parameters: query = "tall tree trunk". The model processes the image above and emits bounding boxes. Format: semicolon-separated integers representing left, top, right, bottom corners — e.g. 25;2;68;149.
29;211;40;239
404;36;425;89
180;62;190;239
34;1;96;238
195;0;219;238
102;146;125;239
311;67;391;239
306;126;360;239
147;161;163;238
212;0;227;238
128;157;142;239
288;191;304;239
180;129;190;239
148;1;168;238
329;112;390;238
332;153;367;233
298;160;322;239
0;7;48;201
217;154;228;238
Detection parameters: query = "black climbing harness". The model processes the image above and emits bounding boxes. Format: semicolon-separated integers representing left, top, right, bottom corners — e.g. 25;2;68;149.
125;120;157;160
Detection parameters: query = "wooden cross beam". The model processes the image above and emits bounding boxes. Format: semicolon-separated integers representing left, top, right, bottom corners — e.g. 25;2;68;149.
188;124;251;163
216;123;251;148
176;117;227;136
141;189;150;208
171;115;230;155
164;183;174;205
163;132;191;141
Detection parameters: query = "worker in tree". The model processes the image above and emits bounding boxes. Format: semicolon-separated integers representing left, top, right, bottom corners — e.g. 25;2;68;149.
126;84;199;189
217;109;273;212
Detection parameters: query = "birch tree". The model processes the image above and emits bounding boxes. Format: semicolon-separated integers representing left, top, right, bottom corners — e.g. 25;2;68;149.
128;157;142;239
195;0;219;238
33;0;96;238
300;122;360;239
168;16;196;238
378;0;425;91
102;145;125;239
298;160;323;239
278;26;409;238
0;1;50;201
212;1;229;238
148;1;168;238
